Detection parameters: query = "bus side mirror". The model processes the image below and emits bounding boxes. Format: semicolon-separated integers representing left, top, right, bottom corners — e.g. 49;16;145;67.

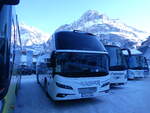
50;58;56;67
0;0;20;5
46;62;52;67
45;58;56;67
45;58;51;67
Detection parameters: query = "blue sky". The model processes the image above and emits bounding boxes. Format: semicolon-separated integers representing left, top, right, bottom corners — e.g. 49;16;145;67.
16;0;150;33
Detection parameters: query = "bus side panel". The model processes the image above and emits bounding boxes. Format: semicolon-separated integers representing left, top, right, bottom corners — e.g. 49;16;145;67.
109;70;127;84
0;5;21;113
47;75;110;101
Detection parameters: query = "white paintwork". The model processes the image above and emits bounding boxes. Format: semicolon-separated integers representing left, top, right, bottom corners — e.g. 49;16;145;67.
109;70;127;84
47;75;110;101
128;69;145;79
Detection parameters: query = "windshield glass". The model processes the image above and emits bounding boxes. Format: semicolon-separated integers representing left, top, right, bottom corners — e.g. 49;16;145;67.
105;46;127;71
0;5;2;10
0;4;3;37
53;52;109;77
128;55;148;70
55;31;106;51
0;38;5;66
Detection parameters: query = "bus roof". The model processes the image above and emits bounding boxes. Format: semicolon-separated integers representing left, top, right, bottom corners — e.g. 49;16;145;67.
104;45;120;48
53;31;107;52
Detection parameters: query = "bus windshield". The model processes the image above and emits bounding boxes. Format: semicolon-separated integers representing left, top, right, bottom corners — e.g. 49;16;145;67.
128;55;148;70
105;46;127;71
53;52;109;77
55;31;106;51
0;5;2;10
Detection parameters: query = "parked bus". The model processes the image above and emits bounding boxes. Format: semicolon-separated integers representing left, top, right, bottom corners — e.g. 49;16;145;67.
36;31;110;101
105;45;128;85
123;49;149;79
0;0;21;112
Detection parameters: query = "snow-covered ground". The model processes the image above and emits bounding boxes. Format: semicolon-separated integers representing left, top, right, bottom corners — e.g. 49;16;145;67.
14;75;150;113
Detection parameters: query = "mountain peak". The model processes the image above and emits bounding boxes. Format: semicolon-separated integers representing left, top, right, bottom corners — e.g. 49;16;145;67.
56;10;150;48
19;24;50;46
80;10;108;21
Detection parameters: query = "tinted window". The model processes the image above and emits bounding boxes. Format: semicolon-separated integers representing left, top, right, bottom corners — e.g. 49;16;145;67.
128;55;148;70
0;5;2;10
53;52;109;77
55;31;106;51
105;46;127;70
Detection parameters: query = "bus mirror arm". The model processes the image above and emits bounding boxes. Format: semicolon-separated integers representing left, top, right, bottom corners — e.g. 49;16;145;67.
46;62;52;67
46;61;56;67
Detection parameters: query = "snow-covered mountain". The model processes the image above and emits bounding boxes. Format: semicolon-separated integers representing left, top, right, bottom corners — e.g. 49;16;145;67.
141;36;150;47
56;10;150;48
20;10;150;53
19;24;50;53
20;24;50;46
138;36;150;59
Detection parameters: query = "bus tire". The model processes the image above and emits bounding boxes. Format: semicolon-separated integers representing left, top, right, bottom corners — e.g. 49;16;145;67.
44;78;49;96
36;74;40;84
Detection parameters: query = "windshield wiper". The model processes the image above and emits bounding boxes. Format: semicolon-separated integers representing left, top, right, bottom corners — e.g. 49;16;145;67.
55;71;108;77
130;66;145;70
0;4;3;10
110;65;127;71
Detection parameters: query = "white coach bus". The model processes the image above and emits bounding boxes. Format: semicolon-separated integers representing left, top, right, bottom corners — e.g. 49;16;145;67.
36;31;110;101
123;49;149;79
0;0;22;112
105;45;129;85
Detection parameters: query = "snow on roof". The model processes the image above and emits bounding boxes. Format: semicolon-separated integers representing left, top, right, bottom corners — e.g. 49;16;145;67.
123;49;142;55
130;49;142;55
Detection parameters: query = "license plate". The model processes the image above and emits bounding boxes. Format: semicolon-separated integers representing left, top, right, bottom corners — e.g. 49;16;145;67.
78;87;97;94
81;93;94;98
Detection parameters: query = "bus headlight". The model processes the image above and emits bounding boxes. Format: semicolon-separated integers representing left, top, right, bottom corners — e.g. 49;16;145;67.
56;82;73;90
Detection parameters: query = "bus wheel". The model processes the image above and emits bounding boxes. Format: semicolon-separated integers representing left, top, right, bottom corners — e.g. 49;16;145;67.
44;78;49;96
36;74;40;84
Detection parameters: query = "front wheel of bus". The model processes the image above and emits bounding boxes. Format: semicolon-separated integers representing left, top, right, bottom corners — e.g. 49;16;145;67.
44;78;49;96
36;74;40;84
